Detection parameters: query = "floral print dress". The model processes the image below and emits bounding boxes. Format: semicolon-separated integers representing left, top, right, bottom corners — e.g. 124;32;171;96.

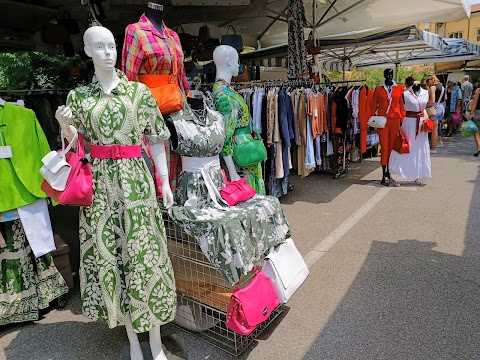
67;70;176;333
168;102;290;285
0;220;68;325
213;81;266;195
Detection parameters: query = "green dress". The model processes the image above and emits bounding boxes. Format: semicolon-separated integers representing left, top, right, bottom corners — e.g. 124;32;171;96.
169;102;290;285
212;82;266;195
0;219;68;325
67;70;176;333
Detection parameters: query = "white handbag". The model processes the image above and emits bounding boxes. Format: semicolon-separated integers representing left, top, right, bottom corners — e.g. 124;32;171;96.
262;238;309;304
40;130;77;191
367;115;387;128
368;90;393;129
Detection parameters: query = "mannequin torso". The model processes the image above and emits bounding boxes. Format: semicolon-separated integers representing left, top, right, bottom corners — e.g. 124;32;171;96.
145;3;164;33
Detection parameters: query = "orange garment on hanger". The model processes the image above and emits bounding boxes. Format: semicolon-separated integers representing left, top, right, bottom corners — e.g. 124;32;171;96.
359;86;374;153
308;92;326;137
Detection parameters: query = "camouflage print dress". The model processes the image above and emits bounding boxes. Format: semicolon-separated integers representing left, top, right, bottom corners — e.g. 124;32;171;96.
168;102;290;285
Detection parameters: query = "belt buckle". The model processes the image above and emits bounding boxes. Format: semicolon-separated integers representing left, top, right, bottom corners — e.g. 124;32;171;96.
112;145;121;160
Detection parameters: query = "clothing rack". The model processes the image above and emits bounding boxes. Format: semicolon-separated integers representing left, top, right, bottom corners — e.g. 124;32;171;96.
194;79;366;89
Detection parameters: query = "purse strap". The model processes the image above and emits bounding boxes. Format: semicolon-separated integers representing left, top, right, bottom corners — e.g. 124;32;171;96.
409;89;424;112
164;26;178;80
385;90;393;115
435;86;445;109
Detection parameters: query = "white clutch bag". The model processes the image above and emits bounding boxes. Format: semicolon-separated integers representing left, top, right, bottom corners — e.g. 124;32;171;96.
367;116;387;128
369;90;393;129
39;130;77;191
262;238;309;304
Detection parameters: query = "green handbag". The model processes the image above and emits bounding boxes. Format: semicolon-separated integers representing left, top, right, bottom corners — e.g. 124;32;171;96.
232;127;267;167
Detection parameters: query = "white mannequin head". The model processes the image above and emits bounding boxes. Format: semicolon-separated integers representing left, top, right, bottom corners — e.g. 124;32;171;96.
83;26;117;70
213;45;239;84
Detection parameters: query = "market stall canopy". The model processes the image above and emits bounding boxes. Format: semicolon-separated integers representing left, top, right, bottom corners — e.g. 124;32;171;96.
0;0;473;52
240;25;480;72
316;26;480;71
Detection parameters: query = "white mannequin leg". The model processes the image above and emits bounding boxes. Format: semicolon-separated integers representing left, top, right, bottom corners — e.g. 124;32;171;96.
149;326;167;360
124;314;144;360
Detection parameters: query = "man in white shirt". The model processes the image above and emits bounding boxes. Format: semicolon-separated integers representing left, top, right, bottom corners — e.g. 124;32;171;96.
462;75;474;101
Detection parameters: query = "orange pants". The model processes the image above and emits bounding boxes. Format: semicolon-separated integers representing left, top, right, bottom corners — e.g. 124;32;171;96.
377;117;401;166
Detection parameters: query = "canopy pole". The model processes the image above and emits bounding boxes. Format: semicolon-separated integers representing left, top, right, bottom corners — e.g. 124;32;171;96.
343;48;346;81
394;51;399;83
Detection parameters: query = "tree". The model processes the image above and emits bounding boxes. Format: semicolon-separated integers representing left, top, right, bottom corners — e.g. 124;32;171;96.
0;52;86;90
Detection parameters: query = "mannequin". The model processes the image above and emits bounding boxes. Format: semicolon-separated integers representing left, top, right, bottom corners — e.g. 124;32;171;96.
145;2;164;32
122;3;189;197
212;46;242;182
371;68;405;186
212;45;267;194
56;26;176;360
389;76;431;181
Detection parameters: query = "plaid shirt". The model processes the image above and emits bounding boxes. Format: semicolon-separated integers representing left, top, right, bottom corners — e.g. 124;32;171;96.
122;14;187;198
121;14;190;93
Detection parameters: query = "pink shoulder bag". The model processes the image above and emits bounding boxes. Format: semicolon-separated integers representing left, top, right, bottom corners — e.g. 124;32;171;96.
226;267;280;335
41;132;93;206
220;171;256;206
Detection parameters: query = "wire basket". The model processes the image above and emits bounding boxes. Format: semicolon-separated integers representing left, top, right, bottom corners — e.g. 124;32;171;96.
161;208;284;356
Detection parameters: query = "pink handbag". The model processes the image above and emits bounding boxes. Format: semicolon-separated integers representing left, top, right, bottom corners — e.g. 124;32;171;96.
226;268;280;335
220;172;256;206
451;112;462;125
41;133;93;206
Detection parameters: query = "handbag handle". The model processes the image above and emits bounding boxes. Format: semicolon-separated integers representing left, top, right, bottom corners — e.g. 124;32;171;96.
76;132;85;158
60;128;78;158
226;25;237;35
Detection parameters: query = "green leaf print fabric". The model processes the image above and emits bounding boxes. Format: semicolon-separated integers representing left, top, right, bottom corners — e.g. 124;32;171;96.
66;70;176;333
0;220;68;325
168;102;290;285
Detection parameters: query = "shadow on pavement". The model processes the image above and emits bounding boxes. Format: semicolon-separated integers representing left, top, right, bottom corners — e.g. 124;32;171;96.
302;163;480;359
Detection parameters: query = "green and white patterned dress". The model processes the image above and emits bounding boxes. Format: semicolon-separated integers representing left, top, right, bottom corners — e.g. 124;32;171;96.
67;70;176;333
169;102;290;285
213;81;266;195
0;219;68;325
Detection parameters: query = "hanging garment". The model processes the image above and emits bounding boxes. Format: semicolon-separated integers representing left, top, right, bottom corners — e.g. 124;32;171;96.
0;220;68;326
168;102;290;285
66;70;176;333
359;86;374;153
0;103;51;213
287;0;308;79
122;13;188;196
371;83;406;166
389;88;432;179
297;91;308;177
17;199;55;258
212;82;266;195
308;91;326;137
274;92;284;179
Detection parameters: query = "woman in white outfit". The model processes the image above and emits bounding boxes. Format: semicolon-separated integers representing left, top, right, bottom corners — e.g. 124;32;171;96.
389;76;432;181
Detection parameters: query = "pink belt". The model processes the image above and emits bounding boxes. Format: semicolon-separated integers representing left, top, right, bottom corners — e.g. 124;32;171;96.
90;144;142;160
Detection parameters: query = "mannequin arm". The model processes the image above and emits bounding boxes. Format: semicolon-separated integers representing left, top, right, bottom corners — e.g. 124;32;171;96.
223;155;241;181
149;141;174;208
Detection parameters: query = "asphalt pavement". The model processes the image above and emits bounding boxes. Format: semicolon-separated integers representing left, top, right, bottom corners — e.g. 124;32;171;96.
2;133;480;360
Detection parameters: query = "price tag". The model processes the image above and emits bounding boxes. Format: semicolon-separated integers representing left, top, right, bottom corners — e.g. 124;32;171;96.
314;109;318;118
0;146;12;159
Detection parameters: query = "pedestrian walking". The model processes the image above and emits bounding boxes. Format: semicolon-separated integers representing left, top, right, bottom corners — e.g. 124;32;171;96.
425;75;446;151
445;77;463;137
465;87;480;156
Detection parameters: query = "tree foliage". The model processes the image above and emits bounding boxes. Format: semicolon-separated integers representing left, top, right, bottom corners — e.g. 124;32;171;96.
0;52;86;90
325;64;435;88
